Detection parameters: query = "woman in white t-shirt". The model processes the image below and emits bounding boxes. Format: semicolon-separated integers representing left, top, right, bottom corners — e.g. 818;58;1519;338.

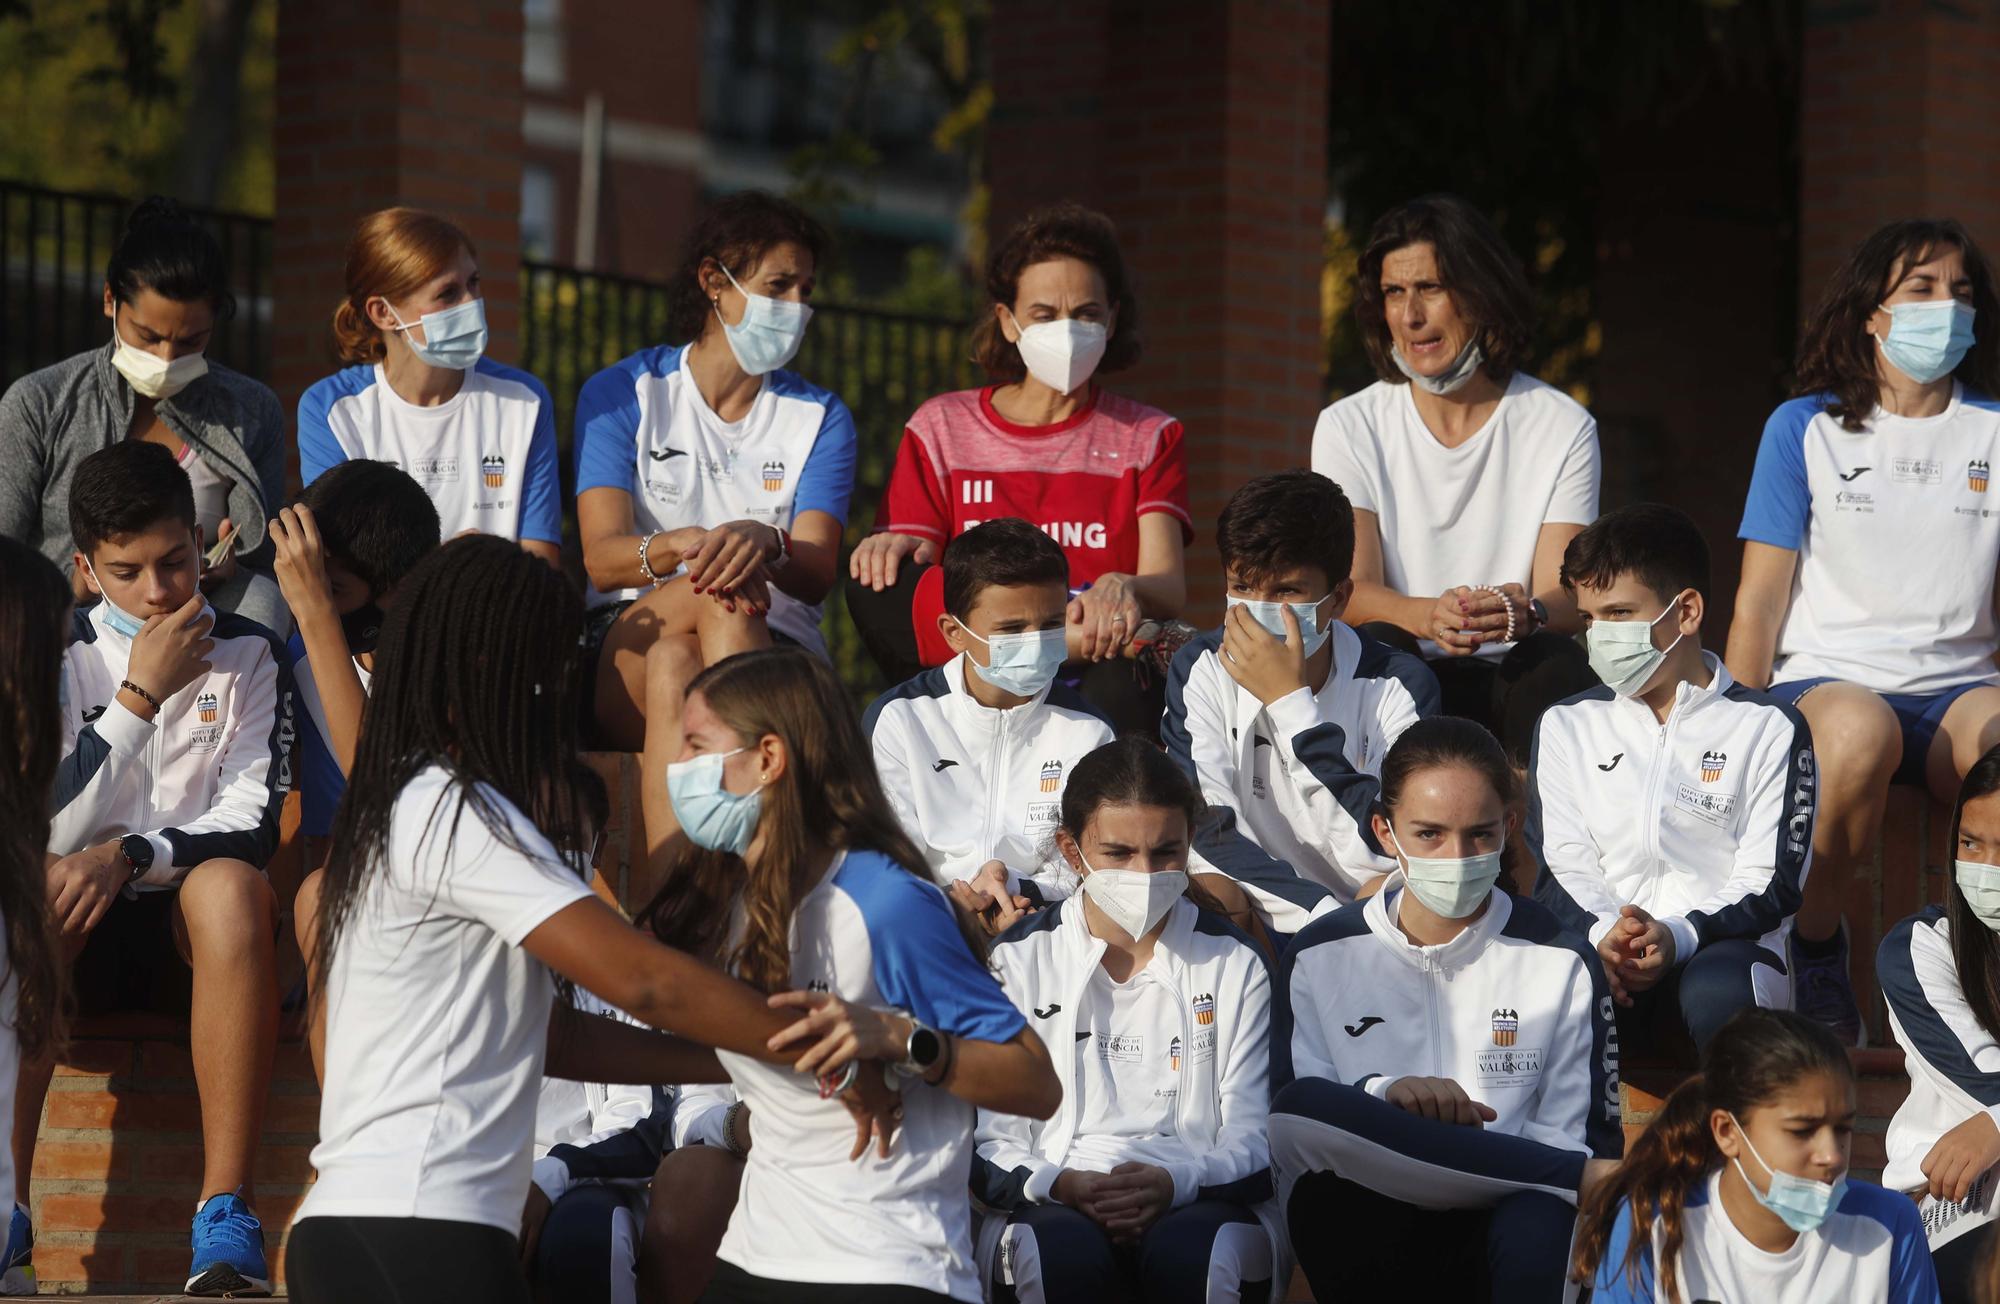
286;539;904;1304
297;207;565;567
973;737;1279;1304
1729;220;2000;1049
0;541;75;1293
1311;194;1601;764
1575;1007;1936;1304
647;646;1061;1304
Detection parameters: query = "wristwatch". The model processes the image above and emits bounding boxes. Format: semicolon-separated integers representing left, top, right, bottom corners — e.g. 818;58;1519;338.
1527;598;1550;632
118;834;153;883
897;1015;946;1080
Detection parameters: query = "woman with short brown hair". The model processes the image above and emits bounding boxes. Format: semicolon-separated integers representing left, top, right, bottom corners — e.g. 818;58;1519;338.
847;202;1192;734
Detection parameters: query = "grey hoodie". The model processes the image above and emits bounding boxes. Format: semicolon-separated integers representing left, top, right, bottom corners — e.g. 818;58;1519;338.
0;340;289;628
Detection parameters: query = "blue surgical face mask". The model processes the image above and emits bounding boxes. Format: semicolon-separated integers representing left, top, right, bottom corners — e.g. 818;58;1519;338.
1584;595;1687;697
1876;298;1976;385
1392;336;1484;396
82;557;148;638
718;264;813;376
1729;1113;1847;1235
1227;594;1333;657
390;297;488;371
1957;859;2000;932
666;747;763;855
958;622;1067;699
1389;828;1502;920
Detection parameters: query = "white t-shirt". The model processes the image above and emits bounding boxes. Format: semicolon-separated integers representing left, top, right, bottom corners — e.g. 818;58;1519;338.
297;358;565;547
296;766;597;1232
1590;1172;1937;1303
1067;960;1185;1174
1739;387;2000;695
1311;374;1601;658
714;848;1025;1301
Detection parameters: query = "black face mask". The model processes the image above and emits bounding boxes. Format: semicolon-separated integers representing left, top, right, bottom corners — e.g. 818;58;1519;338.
340;602;385;655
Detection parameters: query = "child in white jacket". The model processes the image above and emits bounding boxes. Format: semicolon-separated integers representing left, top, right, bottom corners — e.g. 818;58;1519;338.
1270;718;1620;1304
974;738;1278;1304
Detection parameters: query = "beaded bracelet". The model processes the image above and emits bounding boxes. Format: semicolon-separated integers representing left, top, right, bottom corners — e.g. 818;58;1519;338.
637;530;663;585
119;679;162;711
1473;584;1518;643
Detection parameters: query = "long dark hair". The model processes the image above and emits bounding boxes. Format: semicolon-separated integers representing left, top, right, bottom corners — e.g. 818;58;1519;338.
1575;1008;1853;1303
1377;716;1522;881
1353;194;1535;387
1056;736;1229;916
640;648;979;990
1948;745;2000;1043
664;192;830;346
314;537;590;997
1794;218;2000;432
0;539;71;1060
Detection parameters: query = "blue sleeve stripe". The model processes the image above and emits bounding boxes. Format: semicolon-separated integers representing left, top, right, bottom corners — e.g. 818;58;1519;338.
1288;719;1385;855
842;851;1026;1044
1160;631;1223;785
791;393;858;525
1738;397;1821;548
545;1087;671;1183
51;726;113;813
1687;697;1813;947
1194;808;1334;914
572;353;653;497
970;1154;1034;1210
1878;908;2000;1106
1197;1167;1274;1204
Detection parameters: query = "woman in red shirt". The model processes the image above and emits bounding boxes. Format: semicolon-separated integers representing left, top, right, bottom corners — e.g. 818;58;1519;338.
847;203;1192;733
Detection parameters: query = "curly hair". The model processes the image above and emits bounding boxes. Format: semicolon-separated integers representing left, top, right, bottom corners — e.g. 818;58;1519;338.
1793;219;2000;432
971;202;1142;383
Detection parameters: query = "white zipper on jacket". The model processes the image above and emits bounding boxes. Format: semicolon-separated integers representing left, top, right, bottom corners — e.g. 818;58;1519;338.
1641;704;1673;872
1423;948;1444;1077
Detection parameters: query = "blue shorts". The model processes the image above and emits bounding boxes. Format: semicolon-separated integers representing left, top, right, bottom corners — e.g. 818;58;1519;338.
1766;678;1993;787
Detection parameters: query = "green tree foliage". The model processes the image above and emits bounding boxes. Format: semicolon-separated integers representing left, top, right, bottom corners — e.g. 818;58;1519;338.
0;0;274;212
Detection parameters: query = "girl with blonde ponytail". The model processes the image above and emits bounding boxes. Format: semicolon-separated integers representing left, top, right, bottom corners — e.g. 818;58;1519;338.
1577;1007;1936;1303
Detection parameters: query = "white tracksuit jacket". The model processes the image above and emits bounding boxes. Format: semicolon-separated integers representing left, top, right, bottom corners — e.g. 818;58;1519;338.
52;602;293;883
1527;655;1816;966
1275;877;1623;1163
865;655;1112;898
531;992;672;1205
972;897;1281;1296
1880;906;2000;1199
1163;621;1438;933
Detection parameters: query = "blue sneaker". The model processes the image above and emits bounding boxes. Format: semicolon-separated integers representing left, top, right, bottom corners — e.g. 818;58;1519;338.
1;1204;33;1296
1790;922;1865;1048
186;1192;270;1297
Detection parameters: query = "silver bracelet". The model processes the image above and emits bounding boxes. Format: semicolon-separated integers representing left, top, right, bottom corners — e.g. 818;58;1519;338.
637;530;663;585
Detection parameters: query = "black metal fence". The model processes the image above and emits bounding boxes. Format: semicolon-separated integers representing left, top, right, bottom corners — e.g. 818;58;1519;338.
0;181;273;387
0;180;976;698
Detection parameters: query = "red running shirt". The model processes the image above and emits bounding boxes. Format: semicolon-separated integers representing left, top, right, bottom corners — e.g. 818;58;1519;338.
876;386;1193;585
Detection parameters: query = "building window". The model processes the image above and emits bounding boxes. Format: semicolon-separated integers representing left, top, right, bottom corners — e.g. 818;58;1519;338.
524;0;564;91
521;164;558;260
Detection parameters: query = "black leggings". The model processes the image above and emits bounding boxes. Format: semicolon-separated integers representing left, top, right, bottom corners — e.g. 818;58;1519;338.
287;1215;530;1304
1359;623;1599;764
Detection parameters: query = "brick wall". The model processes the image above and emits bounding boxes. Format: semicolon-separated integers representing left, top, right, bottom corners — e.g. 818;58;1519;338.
271;0;526;471
989;1;1331;623
1800;0;2000;304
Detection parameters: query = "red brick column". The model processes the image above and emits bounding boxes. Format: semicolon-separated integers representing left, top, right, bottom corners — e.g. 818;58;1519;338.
989;2;1331;622
1799;0;2000;300
271;0;525;476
